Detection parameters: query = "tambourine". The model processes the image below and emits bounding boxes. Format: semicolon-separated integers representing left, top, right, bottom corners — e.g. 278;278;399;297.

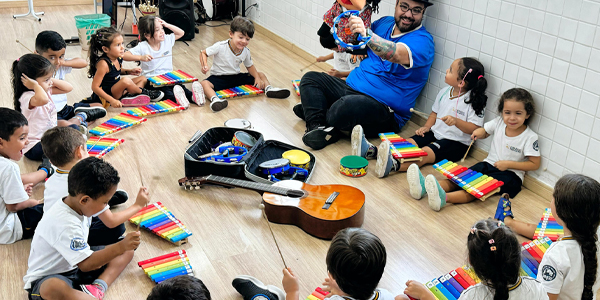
200;145;247;163
331;10;372;51
259;158;308;182
232;131;257;149
282;149;310;169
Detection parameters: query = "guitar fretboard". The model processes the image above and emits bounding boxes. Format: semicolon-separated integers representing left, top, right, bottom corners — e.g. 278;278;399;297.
207;175;296;196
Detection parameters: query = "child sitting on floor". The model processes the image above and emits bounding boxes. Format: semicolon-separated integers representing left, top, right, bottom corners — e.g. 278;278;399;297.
41;127;148;246
316;50;363;80
23;157;146;299
0;108;48;245
199;16;290;112
417;88;540;211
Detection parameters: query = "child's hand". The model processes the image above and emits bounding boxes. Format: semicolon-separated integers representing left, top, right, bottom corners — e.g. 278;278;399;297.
254;78;267;90
109;99;123;108
23;183;33;197
135;187;150;207
327;69;342;78
141;54;153;62
21;74;39;90
415;126;430;137
440;115;457;126
471;127;486;141
282;268;299;294
129;67;142;76
121;231;141;251
156;17;166;26
322;276;343;296
404;280;434;300
316;56;328;62
201;65;210;74
494;160;511;171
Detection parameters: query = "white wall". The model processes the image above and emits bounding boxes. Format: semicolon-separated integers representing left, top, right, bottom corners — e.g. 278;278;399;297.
247;0;600;188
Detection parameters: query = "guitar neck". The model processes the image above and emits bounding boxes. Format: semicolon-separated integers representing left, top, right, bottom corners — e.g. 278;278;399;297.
206;175;295;196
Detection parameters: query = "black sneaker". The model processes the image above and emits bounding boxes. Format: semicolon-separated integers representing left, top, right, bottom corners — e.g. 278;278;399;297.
109;189;129;207
293;103;305;120
302;126;340;150
141;88;165;102
210;97;228;112
38;157;54;178
265;86;291;99
232;275;285;300
74;107;107;122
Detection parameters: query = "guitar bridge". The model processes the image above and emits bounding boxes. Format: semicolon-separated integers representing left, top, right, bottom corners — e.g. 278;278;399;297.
322;192;339;210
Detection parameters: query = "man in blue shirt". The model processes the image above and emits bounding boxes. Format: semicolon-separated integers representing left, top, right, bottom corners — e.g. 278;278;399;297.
297;0;435;150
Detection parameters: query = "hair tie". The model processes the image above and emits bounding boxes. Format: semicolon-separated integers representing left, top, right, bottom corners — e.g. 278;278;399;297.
470;227;477;234
478;75;483;80
16;58;20;62
489;239;496;251
498;221;504;227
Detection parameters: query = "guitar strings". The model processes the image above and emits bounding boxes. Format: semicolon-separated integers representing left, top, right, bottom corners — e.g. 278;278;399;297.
260;204;287;269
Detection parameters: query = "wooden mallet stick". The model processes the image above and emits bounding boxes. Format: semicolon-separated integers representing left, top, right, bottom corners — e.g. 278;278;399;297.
259;203;287;268
300;61;318;71
461;139;475;162
410;108;430;119
16;39;34;53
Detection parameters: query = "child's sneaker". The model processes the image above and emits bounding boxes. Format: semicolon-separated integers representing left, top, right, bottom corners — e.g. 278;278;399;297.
265;85;291;99
232;275;285;300
293;103;304;120
302;126;340;150
191;81;205;106
210;96;228;112
37;157;54;178
121;94;151;106
494;193;513;221
351;125;377;159
407;163;426;200
74;107;107;122
77;124;88;136
109;189;129;207
374;141;399;178
425;174;447;211
173;85;190;109
141;88;164;102
80;284;105;300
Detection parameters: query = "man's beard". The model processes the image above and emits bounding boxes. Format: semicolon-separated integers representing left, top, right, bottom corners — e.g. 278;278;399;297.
396;15;422;33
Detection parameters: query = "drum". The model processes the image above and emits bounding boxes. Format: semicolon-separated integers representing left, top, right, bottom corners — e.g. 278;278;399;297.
339;155;368;177
224;118;252;129
232;131;257;149
282;150;310;169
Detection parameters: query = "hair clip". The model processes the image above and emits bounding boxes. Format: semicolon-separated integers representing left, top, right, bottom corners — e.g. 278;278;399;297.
478;75;484;80
470;227;477;234
16;58;20;62
490;246;497;251
489;239;495;244
497;221;504;227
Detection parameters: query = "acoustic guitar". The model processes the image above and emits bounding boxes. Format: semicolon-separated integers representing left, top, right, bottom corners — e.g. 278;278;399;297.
178;175;365;239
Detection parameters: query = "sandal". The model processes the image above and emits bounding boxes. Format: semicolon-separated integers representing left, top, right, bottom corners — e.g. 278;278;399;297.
494;193;514;221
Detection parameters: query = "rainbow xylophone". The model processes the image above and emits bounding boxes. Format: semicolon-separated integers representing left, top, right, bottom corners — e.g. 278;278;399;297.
417;237;552;300
129;202;192;245
86;137;124;158
148;70;198;87
126;100;185;117
378;132;428;163
292;79;300;96
433;159;504;201
216;85;264;99
533;208;564;241
89;113;147;136
138;250;194;284
305;287;329;300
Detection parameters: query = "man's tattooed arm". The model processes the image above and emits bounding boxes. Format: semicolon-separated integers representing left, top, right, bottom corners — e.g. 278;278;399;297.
367;33;409;65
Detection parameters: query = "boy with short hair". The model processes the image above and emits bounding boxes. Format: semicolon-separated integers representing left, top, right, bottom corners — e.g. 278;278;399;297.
23;157;146;300
199;16;291;112
41;126;146;246
0;108;48;244
35;30;107;128
147;275;212;300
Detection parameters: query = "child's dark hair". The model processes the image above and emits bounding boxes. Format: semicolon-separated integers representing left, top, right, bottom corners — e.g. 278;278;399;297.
326;228;386;300
367;0;381;13
11;54;54;112
230;16;254;38
138;15;157;42
553;174;600;300
497;88;535;125
458;57;487;117
468;219;520;300
0;108;28;141
88;27;121;78
68;157;120;199
35;30;66;54
41;127;86;168
146;276;211;300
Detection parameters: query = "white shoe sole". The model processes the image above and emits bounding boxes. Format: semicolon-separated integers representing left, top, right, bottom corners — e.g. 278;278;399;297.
351;125;363;157
173;85;190;109
192;81;205;106
375;142;390;178
234;275;286;300
425;175;442;211
407;163;423;200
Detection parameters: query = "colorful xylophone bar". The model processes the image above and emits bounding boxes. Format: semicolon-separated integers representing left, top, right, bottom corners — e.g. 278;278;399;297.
432;159;504;201
126;100;185;117
533;208;564;242
89;113;147;136
129;202;192;245
292;79;300;96
418;237;552;300
86;137;124;158
148;70;198;87
378;132;428;162
216;85;264;99
305;287;329;300
138;250;194;284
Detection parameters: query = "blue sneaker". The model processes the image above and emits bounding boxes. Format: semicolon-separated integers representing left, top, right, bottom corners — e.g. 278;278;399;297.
407;163;426;199
375;141;398;178
494;193;514;221
232;275;285;300
425;174;447;211
351;125;377;159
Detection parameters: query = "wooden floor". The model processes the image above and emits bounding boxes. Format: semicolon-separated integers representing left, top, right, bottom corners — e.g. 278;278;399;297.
1;5;551;300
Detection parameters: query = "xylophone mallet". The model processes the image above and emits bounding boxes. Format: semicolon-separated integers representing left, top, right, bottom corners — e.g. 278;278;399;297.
259;203;287;269
461;139;475;162
410;108;430;118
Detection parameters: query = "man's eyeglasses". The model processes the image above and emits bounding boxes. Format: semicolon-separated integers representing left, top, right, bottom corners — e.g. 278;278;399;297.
399;3;424;15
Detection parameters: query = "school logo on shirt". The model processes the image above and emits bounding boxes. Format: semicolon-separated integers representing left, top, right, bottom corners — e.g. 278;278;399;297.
163;50;170;56
533;140;539;151
506;144;522;154
70;237;87;251
542;265;557;281
456;109;465;116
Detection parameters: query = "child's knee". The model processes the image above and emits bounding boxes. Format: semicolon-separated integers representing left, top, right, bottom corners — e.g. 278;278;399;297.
200;80;213;89
39;278;72;299
121;77;134;85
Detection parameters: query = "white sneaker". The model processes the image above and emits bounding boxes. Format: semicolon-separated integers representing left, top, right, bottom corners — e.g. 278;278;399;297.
191;81;205;106
173;85;189;109
265;86;291;99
